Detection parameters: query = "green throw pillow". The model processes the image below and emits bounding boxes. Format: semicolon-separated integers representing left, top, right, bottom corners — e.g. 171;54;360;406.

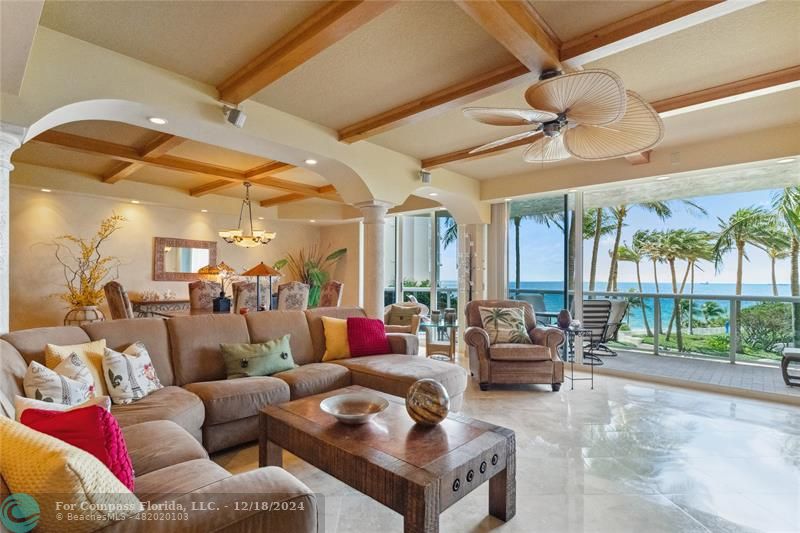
221;335;295;379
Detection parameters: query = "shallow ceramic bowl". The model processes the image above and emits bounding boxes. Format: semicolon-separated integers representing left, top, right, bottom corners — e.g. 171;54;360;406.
320;392;389;425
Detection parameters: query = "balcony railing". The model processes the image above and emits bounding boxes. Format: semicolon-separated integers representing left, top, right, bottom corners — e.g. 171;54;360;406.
384;286;458;310
508;287;800;366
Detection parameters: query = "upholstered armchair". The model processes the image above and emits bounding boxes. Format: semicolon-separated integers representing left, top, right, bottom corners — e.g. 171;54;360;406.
277;281;309;310
318;280;343;307
464;300;565;391
103;281;134;319
232;281;258;313
383;303;423;334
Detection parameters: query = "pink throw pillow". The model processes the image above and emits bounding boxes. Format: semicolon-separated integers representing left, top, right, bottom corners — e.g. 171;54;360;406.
21;405;135;491
347;317;392;357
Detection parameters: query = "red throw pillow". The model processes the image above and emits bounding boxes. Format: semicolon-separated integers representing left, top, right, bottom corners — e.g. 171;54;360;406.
347;317;392;357
21;405;135;491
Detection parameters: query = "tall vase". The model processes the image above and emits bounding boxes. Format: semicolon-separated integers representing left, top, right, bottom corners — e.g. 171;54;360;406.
64;305;105;326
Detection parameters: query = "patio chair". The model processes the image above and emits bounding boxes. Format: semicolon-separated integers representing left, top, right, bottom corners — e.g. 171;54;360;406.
582;299;628;357
518;293;550;325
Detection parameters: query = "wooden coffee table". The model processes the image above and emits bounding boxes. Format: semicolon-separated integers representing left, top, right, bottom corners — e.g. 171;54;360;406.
259;385;515;533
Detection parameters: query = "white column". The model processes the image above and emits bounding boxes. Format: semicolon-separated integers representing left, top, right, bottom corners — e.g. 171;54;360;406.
357;201;391;318
456;223;487;353
0;125;25;334
487;202;508;299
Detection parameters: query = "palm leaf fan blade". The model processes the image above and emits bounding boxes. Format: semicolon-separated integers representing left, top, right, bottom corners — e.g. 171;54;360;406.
563;91;664;161
469;130;541;154
524;69;627;125
462;107;558;126
523;135;571;163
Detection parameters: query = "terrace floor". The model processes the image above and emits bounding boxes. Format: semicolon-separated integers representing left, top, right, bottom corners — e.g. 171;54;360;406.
587;349;800;403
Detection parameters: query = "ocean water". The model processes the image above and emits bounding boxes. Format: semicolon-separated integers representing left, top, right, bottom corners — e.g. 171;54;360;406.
439;280;795;332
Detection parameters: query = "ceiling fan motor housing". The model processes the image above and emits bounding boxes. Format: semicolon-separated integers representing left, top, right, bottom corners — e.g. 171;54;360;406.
543;113;568;137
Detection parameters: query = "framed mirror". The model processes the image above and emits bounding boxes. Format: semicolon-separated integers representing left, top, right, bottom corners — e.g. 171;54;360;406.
153;237;217;281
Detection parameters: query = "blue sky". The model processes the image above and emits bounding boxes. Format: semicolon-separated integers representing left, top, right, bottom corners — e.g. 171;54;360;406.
504;188;789;286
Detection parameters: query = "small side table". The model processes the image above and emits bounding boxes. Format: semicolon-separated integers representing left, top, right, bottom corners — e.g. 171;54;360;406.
421;321;457;363
782;348;800;387
560;327;600;390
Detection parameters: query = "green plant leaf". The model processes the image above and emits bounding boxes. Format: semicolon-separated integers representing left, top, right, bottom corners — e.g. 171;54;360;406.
325;248;347;262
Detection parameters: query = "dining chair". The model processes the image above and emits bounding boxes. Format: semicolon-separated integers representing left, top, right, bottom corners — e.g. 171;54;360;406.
318;280;344;307
103;281;134;319
232;281;258;313
188;280;221;312
277;281;309;310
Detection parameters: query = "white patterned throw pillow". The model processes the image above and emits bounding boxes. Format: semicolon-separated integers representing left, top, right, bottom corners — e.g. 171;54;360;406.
103;342;163;405
23;355;94;405
478;306;532;344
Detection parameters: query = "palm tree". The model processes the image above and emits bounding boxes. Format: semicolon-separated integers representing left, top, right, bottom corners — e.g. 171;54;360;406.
439;213;458;249
713;207;774;351
773;186;800;346
606;201;706;292
701;301;726;326
589;208;607;292
756;223;792;296
617;237;652;336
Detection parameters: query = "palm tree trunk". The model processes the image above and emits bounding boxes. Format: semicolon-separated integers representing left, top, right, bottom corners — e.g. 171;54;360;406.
568;214;576;288
666;260;689;351
514;217;521;296
589;209;603;292
791;236;799;347
771;256;779;297
607;212;624;292
689;264;695;335
635;261;652;336
652;259;661;333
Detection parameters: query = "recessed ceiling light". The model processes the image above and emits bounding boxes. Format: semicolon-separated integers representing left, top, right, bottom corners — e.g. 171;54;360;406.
148;117;167;125
655;176;670;181
201;209;208;213
778;158;796;163
258;216;264;220
309;219;316;223
568;189;577;193
40;188;52;193
131;200;140;204
504;198;512;202
429;192;438;197
304;159;318;165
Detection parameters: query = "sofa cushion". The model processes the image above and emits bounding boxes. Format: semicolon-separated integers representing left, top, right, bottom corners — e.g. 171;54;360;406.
0;340;26;418
134;458;230;502
246;311;316;365
2;326;90;365
122;420;208;477
305;307;367;362
333;355;468;400
273;363;351;399
183;377;289;426
167;314;250;385
111;386;204;441
489;343;551;361
83;318;175;386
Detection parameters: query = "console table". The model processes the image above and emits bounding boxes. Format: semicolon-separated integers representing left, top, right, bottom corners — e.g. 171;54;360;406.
130;299;189;317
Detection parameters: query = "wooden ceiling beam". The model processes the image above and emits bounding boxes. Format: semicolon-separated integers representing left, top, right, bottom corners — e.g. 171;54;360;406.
102;133;185;183
191;161;296;196
454;0;561;73
422;66;799;168
651;65;800;115
337;61;531;143
217;1;396;104
624;150;651;166
560;1;760;65
260;193;307;208
422;132;541;170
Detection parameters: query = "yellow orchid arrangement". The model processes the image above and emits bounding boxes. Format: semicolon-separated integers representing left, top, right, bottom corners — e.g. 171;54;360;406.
54;214;126;307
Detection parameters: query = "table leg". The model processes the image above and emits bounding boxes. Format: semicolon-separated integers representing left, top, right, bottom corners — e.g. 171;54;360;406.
258;416;283;467
489;440;516;522
404;483;439;533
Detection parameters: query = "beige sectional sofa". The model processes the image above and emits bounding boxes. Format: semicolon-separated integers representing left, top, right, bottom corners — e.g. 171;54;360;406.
0;306;468;531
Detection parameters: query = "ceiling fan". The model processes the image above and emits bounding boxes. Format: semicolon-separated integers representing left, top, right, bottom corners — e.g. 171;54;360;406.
463;69;664;163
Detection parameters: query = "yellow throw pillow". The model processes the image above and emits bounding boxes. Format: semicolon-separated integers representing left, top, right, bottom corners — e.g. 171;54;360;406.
321;316;350;361
45;339;107;395
0;416;142;532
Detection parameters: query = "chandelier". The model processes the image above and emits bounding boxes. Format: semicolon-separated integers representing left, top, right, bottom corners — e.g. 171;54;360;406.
218;182;275;248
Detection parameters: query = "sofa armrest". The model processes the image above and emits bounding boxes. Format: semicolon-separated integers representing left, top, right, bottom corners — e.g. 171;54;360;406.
105;467;317;533
529;326;565;361
387;333;419;355
464;326;490;355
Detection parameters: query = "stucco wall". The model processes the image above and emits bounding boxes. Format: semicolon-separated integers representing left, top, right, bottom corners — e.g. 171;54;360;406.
318;222;362;308
10;186;320;329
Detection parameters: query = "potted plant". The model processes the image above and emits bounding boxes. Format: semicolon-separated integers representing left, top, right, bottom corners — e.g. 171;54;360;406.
274;245;347;307
54;214;125;325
